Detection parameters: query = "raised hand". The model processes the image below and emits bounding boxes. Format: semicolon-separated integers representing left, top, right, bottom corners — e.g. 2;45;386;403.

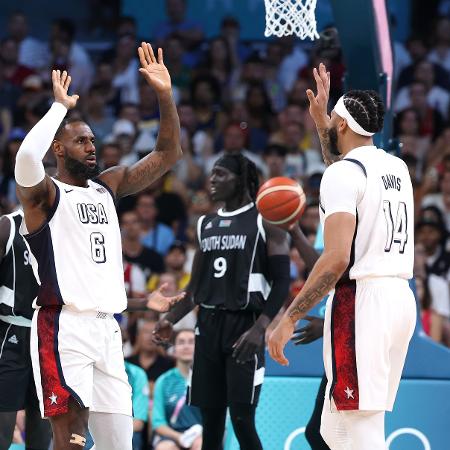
146;283;186;313
306;62;331;129
138;42;171;93
52;70;79;110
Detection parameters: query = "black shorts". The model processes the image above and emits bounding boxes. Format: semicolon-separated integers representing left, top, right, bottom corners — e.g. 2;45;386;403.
0;320;39;412
188;307;265;408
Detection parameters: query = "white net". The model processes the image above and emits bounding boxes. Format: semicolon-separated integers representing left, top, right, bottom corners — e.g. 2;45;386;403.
264;0;319;40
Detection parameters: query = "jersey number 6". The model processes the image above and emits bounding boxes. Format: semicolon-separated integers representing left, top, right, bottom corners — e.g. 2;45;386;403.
383;200;408;253
90;232;106;263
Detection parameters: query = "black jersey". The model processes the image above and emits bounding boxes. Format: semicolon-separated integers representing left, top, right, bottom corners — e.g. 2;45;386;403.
0;211;38;321
193;203;271;312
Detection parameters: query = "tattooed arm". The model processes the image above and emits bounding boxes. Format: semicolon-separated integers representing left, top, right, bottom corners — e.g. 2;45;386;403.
98;43;182;198
268;211;356;365
306;62;340;166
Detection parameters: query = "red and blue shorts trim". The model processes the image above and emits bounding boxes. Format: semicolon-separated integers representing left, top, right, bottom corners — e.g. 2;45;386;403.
37;307;84;416
330;280;359;410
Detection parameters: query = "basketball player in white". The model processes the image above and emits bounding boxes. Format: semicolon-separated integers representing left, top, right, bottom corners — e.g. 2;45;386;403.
268;63;416;449
14;43;183;450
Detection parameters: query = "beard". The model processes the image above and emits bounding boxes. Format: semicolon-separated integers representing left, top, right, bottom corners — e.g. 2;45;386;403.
64;154;101;179
328;126;341;156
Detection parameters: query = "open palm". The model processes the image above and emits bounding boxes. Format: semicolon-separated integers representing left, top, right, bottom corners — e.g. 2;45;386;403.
52;70;79;109
138;42;171;93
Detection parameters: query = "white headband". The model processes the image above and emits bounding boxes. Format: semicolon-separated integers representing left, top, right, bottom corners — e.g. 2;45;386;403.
333;96;374;137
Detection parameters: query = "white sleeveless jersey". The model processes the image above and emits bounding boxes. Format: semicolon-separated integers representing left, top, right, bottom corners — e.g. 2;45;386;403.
319;146;414;280
22;178;127;313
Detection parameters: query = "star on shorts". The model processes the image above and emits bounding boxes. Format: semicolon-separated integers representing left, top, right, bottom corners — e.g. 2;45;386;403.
49;392;58;405
344;386;354;399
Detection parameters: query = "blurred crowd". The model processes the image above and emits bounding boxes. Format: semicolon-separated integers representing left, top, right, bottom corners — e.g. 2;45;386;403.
1;1;449;448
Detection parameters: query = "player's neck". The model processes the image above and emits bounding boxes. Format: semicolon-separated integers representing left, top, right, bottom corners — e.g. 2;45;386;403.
55;169;89;188
224;196;252;212
339;137;374;157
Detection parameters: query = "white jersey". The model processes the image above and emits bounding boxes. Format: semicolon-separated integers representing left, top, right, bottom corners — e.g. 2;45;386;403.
22;178;127;313
319;146;414;280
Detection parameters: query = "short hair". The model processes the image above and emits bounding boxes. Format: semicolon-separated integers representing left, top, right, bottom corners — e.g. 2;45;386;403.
343;90;385;133
54;118;88;140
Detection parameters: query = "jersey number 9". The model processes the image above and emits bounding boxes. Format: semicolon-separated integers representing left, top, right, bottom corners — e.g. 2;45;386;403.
213;257;227;278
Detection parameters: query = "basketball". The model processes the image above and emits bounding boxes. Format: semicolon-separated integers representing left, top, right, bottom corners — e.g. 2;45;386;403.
256;177;306;227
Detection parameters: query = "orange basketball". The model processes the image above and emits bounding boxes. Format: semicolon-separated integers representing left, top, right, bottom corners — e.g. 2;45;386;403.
256;177;306;227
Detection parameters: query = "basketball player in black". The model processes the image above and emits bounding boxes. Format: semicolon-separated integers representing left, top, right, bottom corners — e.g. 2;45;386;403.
154;154;291;450
0;210;51;450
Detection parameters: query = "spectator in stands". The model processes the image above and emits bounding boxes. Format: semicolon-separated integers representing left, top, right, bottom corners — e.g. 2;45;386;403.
99;142;122;170
394;61;450;119
152;329;202;450
124;360;150;450
127;319;174;391
136;192;176;255
154;0;204;54
428;16;450;72
84;84;115;144
6;12;46;70
48;18;94;94
111;33;139;104
0;38;35;87
263;143;288;178
163;34;191;92
148;241;190;291
121;209;165;277
219;16;251;64
422;169;450;230
204;122;266;175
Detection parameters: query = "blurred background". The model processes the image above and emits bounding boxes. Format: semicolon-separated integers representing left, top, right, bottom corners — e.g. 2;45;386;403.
1;0;449;449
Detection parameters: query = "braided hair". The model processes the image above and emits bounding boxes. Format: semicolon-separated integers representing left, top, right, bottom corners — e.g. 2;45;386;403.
343;90;385;133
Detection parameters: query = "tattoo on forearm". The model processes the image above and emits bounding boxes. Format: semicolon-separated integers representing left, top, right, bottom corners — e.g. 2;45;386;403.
317;127;340;166
288;272;338;323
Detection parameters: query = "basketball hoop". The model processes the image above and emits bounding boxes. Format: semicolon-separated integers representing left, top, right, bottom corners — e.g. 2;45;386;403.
264;0;319;40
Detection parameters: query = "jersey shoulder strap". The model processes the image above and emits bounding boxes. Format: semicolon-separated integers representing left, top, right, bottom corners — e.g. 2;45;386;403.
342;158;367;177
4;214;15;256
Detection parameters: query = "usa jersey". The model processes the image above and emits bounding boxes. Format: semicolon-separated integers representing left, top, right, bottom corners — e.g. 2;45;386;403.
0;210;38;322
319;146;414;280
22;178;127;313
193;203;270;311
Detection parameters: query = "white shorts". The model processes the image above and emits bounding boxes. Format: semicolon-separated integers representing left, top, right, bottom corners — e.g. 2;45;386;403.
30;306;132;418
323;277;416;412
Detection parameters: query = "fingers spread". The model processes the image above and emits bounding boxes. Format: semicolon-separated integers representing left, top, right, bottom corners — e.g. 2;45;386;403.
138;47;148;68
64;75;71;91
147;43;156;64
157;47;164;65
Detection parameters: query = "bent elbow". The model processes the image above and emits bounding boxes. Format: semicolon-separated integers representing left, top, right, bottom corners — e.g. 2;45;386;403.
333;255;350;274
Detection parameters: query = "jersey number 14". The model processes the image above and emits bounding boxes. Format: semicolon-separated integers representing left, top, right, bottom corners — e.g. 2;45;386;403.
383;200;408;253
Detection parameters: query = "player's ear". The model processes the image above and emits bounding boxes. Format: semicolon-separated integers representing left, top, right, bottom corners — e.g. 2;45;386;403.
338;118;348;133
52;140;64;157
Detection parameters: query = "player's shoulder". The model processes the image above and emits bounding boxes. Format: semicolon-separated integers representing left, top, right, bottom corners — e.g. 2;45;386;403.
322;158;366;182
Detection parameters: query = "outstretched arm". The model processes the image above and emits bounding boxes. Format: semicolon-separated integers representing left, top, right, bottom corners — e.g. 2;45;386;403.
15;71;78;232
232;221;290;363
268;212;356;365
99;43;182;198
288;222;320;271
152;249;203;345
306;63;340;166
